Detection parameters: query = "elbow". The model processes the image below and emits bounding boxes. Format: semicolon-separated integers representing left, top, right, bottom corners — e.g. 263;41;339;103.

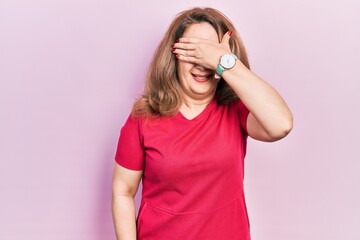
267;115;293;141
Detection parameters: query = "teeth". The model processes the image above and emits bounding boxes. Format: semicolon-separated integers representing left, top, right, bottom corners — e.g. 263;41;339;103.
192;73;211;81
194;75;208;78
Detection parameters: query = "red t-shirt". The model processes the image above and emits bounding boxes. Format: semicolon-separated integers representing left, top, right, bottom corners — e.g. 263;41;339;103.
115;98;251;240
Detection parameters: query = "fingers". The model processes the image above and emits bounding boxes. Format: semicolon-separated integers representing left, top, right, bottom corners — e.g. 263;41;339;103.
175;54;199;64
171;36;231;68
172;40;199;63
173;37;209;50
172;42;196;51
172;40;198;60
221;31;232;45
172;47;199;64
172;48;196;57
172;38;208;60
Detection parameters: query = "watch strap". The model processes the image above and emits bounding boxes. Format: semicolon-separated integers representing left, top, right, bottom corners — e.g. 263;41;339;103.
216;64;225;76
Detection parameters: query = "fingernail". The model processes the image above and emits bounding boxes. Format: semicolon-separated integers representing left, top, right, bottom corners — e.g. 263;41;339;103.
228;31;233;36
172;48;176;52
176;54;180;58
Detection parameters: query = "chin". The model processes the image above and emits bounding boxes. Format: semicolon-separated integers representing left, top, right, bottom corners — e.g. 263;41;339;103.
189;82;218;97
179;73;218;98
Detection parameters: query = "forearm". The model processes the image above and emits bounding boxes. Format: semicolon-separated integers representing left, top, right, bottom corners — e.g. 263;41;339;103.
112;195;137;240
223;62;293;138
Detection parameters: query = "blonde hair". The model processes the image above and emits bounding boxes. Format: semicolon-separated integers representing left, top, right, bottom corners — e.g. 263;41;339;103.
132;7;250;117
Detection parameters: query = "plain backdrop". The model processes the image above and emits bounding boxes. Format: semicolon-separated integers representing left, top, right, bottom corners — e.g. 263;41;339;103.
0;0;359;239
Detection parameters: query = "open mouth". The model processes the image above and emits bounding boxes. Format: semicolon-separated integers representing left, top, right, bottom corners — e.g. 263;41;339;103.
191;73;213;82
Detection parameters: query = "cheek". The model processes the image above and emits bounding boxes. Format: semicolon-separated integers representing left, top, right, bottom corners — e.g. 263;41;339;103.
177;61;194;76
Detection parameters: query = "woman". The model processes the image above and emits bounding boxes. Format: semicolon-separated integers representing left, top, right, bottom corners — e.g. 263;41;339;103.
112;7;293;240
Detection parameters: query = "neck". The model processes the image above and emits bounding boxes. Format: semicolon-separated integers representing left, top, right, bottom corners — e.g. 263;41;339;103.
181;94;215;111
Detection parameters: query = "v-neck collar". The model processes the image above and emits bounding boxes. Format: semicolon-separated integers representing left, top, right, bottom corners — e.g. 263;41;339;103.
176;98;217;122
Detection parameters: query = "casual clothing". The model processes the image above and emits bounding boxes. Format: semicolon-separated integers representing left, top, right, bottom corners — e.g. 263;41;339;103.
115;98;251;239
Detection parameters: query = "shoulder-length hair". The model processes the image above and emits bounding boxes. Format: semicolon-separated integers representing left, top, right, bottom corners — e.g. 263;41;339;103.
132;7;250;117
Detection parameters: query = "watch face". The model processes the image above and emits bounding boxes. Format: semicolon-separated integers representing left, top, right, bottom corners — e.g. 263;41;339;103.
220;53;236;69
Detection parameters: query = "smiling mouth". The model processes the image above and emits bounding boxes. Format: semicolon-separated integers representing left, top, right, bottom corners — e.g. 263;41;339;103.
191;73;213;82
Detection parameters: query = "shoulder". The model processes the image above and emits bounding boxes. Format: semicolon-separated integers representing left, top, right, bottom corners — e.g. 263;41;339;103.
123;113;142;127
220;99;248;113
123;112;171;131
218;100;250;133
120;114;145;139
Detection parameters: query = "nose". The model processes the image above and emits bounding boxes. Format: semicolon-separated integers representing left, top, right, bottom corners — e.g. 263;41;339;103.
195;64;206;71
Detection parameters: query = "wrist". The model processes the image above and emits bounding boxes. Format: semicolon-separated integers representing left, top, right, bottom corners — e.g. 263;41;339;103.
215;53;238;76
221;62;252;82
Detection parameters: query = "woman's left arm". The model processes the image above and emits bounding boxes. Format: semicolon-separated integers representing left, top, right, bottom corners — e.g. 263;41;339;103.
222;62;293;142
174;32;293;142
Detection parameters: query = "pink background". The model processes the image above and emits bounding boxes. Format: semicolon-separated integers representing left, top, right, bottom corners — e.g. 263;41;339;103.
1;0;359;239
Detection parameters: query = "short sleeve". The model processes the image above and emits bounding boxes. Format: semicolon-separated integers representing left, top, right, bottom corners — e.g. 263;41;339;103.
236;100;250;135
114;114;145;171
